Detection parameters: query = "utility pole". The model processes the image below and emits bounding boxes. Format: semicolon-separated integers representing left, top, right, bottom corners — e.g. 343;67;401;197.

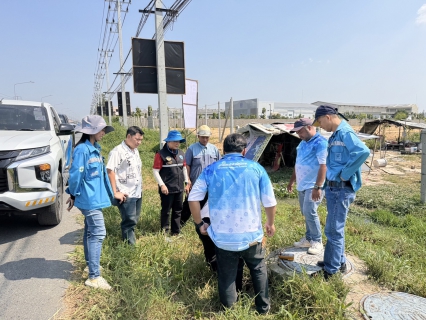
421;129;426;203
117;0;128;126
104;50;113;125
155;0;169;146
205;104;207;125
230;97;234;134
218;101;221;141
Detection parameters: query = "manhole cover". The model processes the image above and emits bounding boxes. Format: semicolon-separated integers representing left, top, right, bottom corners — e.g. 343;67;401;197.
361;292;426;319
266;246;354;278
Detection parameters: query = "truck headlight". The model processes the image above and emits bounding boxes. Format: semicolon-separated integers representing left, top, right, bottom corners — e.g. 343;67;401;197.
16;146;50;161
35;163;51;182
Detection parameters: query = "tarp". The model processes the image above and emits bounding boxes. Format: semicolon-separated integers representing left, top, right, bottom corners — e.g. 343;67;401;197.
360;119;426;135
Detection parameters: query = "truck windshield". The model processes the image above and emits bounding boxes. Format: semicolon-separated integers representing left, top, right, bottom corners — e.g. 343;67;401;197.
0;105;51;131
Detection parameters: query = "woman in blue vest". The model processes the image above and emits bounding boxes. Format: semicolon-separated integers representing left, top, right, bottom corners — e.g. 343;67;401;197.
66;115;114;290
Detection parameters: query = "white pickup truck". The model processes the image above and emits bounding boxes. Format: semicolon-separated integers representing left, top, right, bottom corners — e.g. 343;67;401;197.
0;99;74;225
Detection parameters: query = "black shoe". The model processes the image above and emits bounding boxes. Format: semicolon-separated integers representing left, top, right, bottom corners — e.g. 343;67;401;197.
317;261;347;273
323;270;335;280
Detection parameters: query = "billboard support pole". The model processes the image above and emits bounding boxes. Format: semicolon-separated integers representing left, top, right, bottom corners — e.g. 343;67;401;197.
155;0;169;147
117;0;127;126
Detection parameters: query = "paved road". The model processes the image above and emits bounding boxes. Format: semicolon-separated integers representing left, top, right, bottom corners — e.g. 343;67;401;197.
0;198;81;319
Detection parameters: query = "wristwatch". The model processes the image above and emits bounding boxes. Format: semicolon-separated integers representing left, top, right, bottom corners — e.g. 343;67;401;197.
194;220;204;229
313;184;321;190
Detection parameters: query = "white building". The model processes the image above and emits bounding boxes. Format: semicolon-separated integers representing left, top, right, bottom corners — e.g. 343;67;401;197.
312;101;418;119
223;98;419;119
224;99;320;119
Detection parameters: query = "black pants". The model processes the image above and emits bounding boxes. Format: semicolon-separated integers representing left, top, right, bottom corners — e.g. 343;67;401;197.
160;191;183;235
215;243;269;314
181;193;208;226
195;217;218;270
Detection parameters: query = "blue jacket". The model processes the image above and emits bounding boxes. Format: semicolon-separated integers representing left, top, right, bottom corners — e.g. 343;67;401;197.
66;140;113;210
326;121;370;192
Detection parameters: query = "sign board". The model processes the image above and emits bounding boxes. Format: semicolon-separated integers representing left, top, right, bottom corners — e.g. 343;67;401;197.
132;38;185;94
182;79;198;129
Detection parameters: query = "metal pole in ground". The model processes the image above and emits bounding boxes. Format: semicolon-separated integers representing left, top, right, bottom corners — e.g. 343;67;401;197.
155;0;169;147
117;0;127;126
421;129;426;203
218;101;221;142
230;97;234;134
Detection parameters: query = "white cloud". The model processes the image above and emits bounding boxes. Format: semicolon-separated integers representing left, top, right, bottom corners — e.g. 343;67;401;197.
416;4;426;25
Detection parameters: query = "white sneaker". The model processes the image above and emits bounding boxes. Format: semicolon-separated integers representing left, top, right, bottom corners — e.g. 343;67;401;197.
294;237;311;248
85;276;112;290
307;241;324;255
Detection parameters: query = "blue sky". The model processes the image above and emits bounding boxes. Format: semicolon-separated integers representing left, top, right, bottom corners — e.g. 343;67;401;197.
1;1;426;121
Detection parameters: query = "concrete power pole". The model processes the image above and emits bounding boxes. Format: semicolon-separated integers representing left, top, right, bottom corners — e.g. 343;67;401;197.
205;104;207;125
117;0;128;126
230;97;234;134
104;51;112;125
218;101;221;141
421;129;426;203
155;0;169;146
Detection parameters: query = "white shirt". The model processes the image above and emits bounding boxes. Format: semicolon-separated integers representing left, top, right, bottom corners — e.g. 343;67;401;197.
106;141;142;198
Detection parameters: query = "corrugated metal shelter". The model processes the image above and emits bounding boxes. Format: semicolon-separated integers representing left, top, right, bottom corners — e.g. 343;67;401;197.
237;122;379;171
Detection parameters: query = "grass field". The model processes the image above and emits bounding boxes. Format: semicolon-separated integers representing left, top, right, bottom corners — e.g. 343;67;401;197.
62;123;426;320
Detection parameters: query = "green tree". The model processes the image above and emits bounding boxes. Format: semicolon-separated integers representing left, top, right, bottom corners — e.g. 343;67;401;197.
260;108;266;119
393;110;408;120
134;107;142;118
356;113;367;124
148;105;153;116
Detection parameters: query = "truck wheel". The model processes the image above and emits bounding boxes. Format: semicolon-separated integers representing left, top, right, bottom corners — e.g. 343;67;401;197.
37;172;63;226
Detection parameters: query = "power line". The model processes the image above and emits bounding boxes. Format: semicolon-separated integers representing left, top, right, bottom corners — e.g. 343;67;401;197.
91;0;192;112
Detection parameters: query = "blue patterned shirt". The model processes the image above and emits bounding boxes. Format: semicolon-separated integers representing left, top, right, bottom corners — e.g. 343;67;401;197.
295;133;328;191
188;153;277;251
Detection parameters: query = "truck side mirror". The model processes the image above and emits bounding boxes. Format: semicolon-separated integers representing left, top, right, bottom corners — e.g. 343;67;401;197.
58;123;74;135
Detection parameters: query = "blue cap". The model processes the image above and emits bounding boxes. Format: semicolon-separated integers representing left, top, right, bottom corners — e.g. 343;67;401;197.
164;130;186;143
313;105;348;126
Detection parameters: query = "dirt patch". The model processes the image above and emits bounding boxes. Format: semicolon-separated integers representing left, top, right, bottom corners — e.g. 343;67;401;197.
363;150;422;186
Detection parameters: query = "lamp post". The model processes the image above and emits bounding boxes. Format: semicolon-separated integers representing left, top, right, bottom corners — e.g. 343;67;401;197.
41;95;53;102
14;81;34;100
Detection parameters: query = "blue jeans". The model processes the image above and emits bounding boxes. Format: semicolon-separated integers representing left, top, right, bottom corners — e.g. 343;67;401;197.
215;243;269;314
81;209;106;279
323;186;355;274
298;188;323;242
115;197;142;245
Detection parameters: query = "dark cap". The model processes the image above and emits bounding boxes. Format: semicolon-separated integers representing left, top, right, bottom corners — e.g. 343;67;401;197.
313;105;348;126
289;118;313;133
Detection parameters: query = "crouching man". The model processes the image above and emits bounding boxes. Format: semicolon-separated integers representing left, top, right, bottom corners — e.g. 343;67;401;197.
188;133;277;314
